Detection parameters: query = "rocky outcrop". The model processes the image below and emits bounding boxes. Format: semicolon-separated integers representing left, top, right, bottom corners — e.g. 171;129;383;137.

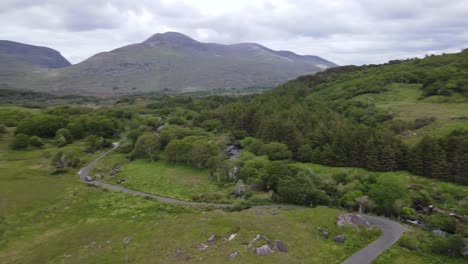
337;213;372;229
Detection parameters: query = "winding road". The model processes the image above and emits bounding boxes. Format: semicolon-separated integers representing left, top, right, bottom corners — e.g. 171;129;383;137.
78;143;406;264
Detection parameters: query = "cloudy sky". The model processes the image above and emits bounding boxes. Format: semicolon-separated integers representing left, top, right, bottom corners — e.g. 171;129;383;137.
1;0;467;65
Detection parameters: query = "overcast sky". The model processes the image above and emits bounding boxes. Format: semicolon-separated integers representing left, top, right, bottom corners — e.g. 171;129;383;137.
1;0;467;65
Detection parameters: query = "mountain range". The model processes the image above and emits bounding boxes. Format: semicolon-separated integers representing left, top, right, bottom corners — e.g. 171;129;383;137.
0;32;336;96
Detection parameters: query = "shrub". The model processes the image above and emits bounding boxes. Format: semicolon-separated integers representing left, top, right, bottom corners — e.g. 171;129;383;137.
398;234;419;250
260;142;292;160
227;199;253;211
0;124;6;134
430;234;464;256
55;128;73;147
29;136;44;148
9;133;30;150
424;213;457;234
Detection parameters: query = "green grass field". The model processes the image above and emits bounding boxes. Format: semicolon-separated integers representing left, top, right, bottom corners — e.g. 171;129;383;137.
354;84;468;144
375;229;467;264
1;132;383;263
92;154;235;203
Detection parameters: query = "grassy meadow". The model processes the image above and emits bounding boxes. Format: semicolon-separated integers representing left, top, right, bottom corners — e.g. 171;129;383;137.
0;128;380;264
354;83;468;145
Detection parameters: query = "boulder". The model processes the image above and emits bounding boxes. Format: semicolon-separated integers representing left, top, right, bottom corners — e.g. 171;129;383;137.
227;233;237;241
253;244;274;256
229;252;240;259
273;240;288;252
198;243;208;250
322;231;329;239
333;235;346;243
207;235;216;245
432;229;447;237
337;214;371;229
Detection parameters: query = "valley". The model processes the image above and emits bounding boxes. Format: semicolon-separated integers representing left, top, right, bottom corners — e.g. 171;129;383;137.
0;33;467;264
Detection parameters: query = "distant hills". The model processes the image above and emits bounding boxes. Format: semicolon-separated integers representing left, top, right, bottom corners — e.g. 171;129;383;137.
0;40;70;69
0;41;71;92
0;32;336;96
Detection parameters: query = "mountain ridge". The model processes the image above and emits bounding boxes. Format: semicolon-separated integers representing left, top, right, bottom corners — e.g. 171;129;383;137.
0;40;70;68
0;32;337;96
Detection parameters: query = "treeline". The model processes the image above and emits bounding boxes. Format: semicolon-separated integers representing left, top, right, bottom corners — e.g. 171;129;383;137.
409;130;468;184
213;84;468;184
7;106;125;151
292;48;468;99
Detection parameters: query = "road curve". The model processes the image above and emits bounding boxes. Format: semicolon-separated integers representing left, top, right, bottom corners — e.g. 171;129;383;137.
78;143;406;263
343;215;406;264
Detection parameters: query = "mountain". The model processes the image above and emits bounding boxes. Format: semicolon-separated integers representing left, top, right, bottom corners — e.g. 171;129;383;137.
0;40;70;69
0;40;71;91
0;32;336;96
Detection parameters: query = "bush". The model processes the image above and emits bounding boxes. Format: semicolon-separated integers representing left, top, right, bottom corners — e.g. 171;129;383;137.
118;139;134;153
55;128;73;147
84;135;104;153
424;213;457;234
260;142;292;160
9;133;30;150
50;150;82;173
430;234;464;256
227;199;253;211
398;234;419;250
29;136;44;148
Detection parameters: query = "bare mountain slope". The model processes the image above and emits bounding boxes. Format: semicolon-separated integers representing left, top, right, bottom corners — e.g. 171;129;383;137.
1;32;336;96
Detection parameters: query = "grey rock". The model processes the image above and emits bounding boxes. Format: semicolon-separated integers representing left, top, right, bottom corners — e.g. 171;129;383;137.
322;231;329;239
337;213;371;228
432;229;447;237
273;240;288;252
229;252;240;259
333;234;346;243
207;235;216;245
252;244;274;256
198;243;209;250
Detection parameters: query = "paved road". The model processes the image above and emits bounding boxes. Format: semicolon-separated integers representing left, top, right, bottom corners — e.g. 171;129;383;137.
343;215;407;264
77;143;406;263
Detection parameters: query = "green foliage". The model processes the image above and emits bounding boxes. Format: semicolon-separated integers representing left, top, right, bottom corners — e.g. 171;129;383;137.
424;213;457;234
165;136;218;168
260;142;292;160
84;135;105;153
0;124;6;134
117;138;134;153
409;130;468;184
132;133;160;161
9;133;30;150
276;170;329;206
29;136;44;148
50;150;82;173
55;128;73;147
16;114;66;138
0;108;32;126
430;234;464;256
398;233;419;250
159;125;206;147
369;176;409;216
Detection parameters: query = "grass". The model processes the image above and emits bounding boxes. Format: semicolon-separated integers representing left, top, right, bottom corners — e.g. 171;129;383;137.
374;246;467;264
108;158;234;202
354;84;468;144
0;131;383;264
374;228;467;264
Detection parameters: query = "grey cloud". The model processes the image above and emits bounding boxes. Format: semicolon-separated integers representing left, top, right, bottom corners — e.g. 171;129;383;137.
0;0;466;65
